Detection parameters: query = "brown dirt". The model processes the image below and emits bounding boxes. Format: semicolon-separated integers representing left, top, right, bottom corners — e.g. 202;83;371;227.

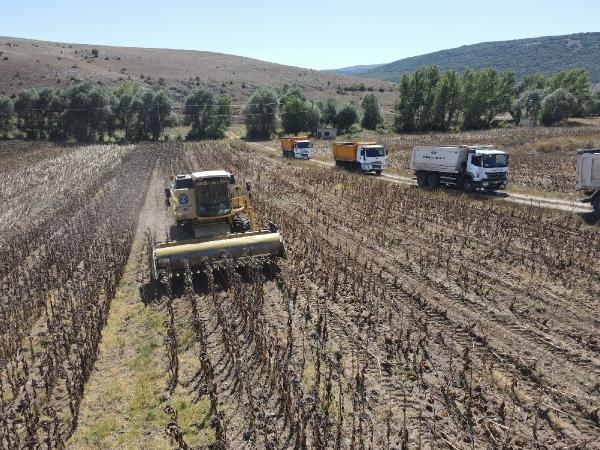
3;140;599;449
106;140;599;449
0;36;398;113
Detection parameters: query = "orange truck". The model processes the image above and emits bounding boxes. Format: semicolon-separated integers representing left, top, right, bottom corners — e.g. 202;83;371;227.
332;141;386;175
281;136;312;159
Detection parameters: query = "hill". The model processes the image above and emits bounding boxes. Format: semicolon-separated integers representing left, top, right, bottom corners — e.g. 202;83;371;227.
327;64;385;76
359;32;600;83
0;37;398;112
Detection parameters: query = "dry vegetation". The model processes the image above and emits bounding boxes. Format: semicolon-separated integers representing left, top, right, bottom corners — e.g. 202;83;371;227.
1;138;599;449
0;37;397;111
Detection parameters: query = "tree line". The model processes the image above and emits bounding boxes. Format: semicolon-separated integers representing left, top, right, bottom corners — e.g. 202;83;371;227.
242;84;383;139
394;66;600;132
0;82;383;141
0;83;174;142
0;67;598;142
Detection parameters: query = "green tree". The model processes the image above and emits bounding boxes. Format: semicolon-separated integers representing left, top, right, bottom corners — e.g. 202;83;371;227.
320;97;337;127
549;69;591;117
184;87;231;139
184;87;213;138
540;88;577;125
62;83;113;142
14;89;39;138
413;66;439;131
136;89;172;140
509;98;522;125
114;84;141;141
393;74;415;132
517;73;547;94
460;68;485;129
361;93;383;130
484;70;515;124
243;87;278;139
336;103;358;133
460;68;514;129
278;84;306;107
281;95;308;134
36;88;63;138
588;91;600;116
0;97;13;137
305;104;320;133
212;95;232;137
432;70;460;131
519;89;545;125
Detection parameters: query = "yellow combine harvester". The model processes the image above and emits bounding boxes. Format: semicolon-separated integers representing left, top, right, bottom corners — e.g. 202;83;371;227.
151;170;285;280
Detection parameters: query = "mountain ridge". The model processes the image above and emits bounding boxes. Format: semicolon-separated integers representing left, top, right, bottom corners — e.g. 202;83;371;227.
342;32;600;83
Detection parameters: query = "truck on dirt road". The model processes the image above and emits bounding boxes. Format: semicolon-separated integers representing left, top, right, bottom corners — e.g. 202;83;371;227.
410;145;509;192
576;148;600;213
281;136;312;159
332;141;386;175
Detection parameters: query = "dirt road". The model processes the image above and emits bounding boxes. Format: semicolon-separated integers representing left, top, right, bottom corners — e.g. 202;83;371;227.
250;141;595;215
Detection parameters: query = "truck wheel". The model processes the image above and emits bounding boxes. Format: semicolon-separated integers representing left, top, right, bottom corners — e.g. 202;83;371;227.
375;170;382;176
416;172;427;187
427;173;439;189
592;195;600;214
460;177;474;193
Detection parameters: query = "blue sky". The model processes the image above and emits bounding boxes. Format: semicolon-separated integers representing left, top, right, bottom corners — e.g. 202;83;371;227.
3;0;599;69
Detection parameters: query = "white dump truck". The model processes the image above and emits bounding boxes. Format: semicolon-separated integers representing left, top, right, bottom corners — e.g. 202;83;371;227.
410;145;509;192
576;149;600;213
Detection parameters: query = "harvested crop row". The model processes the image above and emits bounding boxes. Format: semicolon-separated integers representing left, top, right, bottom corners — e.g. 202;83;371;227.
159;140;599;448
0;144;160;448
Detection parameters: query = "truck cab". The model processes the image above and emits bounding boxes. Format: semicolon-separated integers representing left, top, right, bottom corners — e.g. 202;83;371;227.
281;137;312;159
356;145;385;174
465;147;509;190
292;140;312;159
357;144;386;174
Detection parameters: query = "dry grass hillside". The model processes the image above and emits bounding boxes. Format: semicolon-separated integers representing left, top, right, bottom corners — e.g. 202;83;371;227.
0;36;398;112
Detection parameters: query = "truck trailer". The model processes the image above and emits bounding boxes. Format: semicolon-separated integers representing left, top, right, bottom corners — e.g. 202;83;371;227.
576;149;600;213
332;141;386;174
281;136;312;159
410;145;509;192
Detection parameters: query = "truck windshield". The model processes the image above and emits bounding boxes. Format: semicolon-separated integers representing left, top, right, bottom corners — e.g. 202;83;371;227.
483;154;509;168
365;147;385;157
195;180;230;216
296;141;312;149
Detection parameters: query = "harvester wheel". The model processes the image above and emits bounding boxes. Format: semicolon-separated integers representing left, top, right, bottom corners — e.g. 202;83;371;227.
232;213;251;232
416;172;427;187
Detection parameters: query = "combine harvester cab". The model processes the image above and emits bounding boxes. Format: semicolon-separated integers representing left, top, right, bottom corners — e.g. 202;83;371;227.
152;170;286;280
